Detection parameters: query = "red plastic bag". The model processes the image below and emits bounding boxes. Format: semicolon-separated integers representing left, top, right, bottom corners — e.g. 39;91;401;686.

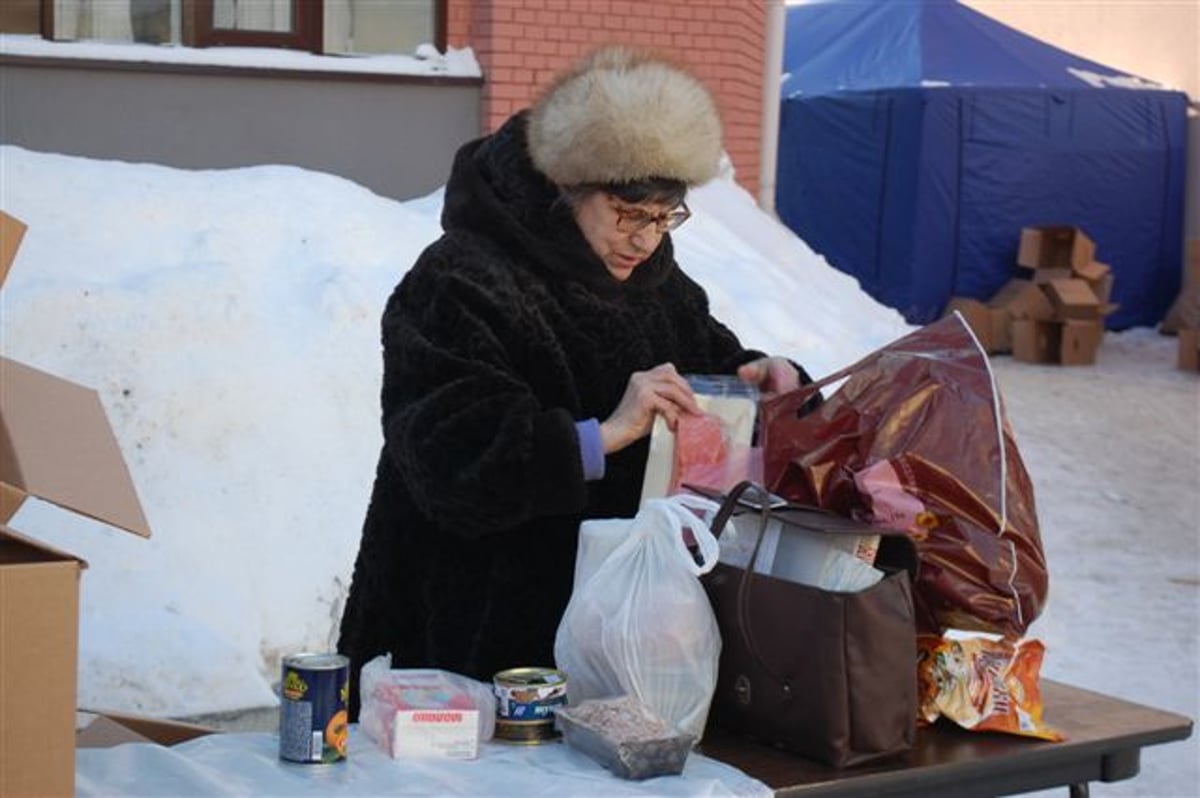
760;315;1047;637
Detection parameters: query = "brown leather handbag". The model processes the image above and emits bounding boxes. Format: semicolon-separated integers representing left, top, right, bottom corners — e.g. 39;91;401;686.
699;481;919;768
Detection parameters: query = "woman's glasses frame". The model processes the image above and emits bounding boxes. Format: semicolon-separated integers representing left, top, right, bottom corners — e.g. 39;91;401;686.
609;199;692;235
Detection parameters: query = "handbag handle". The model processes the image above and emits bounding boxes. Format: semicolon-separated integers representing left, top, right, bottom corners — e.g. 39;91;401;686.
710;481;792;687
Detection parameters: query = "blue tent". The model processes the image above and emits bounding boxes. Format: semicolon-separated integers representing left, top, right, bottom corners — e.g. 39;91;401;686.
775;0;1189;328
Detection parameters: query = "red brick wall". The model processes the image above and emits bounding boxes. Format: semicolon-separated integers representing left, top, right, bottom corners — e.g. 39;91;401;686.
446;0;766;195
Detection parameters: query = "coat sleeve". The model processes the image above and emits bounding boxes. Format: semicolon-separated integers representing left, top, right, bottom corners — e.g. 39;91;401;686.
377;247;588;539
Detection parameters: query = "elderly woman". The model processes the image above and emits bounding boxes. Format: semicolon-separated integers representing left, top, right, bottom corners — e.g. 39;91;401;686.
337;46;813;717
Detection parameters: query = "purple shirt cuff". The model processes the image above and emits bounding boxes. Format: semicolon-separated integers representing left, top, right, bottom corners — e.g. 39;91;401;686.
575;418;606;481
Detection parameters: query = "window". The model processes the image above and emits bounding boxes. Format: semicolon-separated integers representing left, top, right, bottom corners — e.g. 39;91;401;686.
194;0;318;50
49;0;178;44
324;0;437;56
37;0;444;54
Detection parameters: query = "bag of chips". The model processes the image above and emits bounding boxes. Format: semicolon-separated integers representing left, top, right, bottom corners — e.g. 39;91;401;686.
917;634;1063;741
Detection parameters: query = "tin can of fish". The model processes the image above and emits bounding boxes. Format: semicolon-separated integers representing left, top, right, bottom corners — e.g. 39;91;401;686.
278;653;350;764
493;666;567;744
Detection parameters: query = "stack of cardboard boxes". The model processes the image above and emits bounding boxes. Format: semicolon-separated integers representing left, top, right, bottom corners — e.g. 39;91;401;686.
945;226;1115;365
1;210;212;796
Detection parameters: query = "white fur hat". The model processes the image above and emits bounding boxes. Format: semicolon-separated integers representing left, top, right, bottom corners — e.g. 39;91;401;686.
527;47;723;187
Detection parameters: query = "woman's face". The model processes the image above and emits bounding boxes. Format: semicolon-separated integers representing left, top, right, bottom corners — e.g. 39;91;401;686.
571;191;684;282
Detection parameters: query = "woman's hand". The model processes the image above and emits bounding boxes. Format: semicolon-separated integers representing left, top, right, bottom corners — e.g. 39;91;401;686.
737;356;801;396
600;363;700;454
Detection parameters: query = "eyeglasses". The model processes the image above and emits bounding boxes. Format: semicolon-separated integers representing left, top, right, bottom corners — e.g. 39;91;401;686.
610;200;692;235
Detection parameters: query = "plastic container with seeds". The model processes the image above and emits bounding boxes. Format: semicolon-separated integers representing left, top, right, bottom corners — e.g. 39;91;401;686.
554;695;694;780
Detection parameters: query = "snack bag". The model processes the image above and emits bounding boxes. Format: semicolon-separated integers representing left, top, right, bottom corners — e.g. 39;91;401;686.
917;634;1063;741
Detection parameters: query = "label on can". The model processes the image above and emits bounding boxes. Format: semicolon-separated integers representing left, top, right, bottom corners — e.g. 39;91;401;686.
279;653;349;764
493;667;568;721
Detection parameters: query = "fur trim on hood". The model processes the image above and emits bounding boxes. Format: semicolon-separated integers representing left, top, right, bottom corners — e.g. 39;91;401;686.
527;47;723;187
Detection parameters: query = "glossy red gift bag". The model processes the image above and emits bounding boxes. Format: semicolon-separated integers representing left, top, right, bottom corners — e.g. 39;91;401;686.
760;314;1047;637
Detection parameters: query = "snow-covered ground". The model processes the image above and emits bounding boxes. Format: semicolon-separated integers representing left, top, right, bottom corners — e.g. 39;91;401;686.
991;333;1198;798
1;145;1195;796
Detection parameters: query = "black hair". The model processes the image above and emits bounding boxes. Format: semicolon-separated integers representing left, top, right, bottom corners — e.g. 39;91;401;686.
605;177;688;207
559;177;688;210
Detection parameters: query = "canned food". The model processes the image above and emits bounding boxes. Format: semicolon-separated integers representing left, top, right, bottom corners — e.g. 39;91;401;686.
493;667;568;744
279;653;350;764
495;716;562;744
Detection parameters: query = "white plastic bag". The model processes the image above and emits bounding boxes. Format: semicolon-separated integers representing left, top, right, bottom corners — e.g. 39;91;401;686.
571;517;632;589
554;495;722;741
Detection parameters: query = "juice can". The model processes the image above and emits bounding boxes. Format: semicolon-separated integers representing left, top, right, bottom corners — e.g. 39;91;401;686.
279;652;350;764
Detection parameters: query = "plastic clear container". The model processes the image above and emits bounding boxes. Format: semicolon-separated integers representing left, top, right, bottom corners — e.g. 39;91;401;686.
554;696;694;780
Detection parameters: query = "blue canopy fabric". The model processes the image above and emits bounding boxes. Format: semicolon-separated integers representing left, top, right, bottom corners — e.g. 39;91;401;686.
776;0;1188;328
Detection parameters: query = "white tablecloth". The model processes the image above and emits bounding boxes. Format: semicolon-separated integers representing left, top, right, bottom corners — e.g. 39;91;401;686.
77;726;773;797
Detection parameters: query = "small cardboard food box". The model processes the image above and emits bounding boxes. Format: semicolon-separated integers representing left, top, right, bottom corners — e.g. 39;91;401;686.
0;209;157;796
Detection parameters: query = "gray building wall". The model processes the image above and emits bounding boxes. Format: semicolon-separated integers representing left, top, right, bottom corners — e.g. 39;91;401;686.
0;57;482;202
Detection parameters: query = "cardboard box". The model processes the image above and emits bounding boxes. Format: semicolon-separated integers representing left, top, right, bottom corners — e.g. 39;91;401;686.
1179;327;1200;371
1011;319;1103;366
0;210;151;798
75;710;216;749
0;210;26;286
1162;240;1200;334
1060;320;1104;366
1093;272;1115;306
944;298;1007;354
990;279;1054;321
984;279;1056;353
1030;267;1074;285
1045;278;1102;320
1072;261;1114;304
1011;319;1058;364
997;242;1114;365
1017;225;1096;271
1073;260;1108;283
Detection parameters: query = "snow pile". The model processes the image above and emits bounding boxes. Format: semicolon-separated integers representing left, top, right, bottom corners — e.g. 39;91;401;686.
0;144;909;714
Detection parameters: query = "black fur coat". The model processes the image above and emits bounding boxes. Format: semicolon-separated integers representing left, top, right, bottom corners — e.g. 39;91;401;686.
337;112;762;718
